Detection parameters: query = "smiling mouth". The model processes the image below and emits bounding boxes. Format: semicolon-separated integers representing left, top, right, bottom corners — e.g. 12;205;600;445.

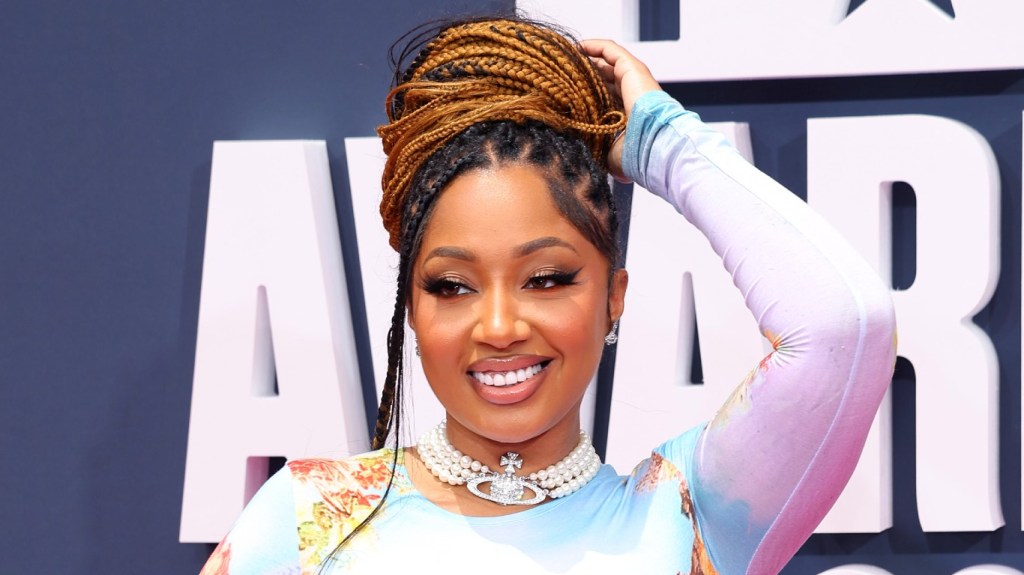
469;360;551;387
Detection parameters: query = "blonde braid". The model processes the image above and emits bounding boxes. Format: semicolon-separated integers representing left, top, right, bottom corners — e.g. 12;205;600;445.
376;18;625;251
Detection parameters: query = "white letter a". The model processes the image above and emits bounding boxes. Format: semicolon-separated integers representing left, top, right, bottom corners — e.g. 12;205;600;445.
180;141;368;543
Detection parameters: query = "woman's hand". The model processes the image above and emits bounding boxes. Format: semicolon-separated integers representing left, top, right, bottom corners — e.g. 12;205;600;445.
580;39;663;181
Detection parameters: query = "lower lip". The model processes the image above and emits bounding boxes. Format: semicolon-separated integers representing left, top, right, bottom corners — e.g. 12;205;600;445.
469;366;548;406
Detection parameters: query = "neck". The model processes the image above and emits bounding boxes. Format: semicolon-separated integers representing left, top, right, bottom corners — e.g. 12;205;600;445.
415;416;602;506
441;412;583;474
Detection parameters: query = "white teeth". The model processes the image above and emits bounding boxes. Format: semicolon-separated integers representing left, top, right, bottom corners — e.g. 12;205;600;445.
472;362;545;387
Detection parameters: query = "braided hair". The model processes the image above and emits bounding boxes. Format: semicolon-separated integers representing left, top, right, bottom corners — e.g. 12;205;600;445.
321;16;624;567
378;17;625;250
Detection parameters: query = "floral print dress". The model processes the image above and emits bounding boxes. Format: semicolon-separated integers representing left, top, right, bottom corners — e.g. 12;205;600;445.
202;429;717;574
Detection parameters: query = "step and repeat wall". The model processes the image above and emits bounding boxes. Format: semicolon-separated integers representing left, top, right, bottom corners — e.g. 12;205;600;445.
3;1;1023;573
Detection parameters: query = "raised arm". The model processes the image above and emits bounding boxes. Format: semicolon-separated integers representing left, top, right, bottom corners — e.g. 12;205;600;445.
583;41;897;574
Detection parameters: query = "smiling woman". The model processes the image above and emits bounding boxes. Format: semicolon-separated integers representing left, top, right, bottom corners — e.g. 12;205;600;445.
199;15;897;575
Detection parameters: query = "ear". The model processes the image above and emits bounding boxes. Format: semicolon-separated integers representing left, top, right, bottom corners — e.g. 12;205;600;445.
608;268;628;323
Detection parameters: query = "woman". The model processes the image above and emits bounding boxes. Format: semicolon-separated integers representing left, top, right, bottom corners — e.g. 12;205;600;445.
200;17;896;575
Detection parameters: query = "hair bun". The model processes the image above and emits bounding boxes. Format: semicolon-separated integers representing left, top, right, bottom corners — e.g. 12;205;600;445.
376;18;625;251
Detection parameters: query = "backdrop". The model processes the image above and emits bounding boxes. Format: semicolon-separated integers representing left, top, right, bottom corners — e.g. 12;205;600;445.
1;1;1022;574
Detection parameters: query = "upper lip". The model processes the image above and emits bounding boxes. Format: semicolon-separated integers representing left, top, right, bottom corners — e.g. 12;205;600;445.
467;355;551;373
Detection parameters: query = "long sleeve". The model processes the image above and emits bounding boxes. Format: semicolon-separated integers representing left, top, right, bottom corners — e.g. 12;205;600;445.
623;91;897;575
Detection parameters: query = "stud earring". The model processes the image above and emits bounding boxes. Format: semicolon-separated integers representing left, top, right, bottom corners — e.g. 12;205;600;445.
604;320;619;346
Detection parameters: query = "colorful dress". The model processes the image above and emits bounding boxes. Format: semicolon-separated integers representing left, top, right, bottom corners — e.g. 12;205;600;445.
200;91;897;575
203;429;715;574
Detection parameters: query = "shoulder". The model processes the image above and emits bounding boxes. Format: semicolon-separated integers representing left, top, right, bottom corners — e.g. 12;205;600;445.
286;449;399;514
285;450;401;570
615;425;706;516
287;450;396;490
628;426;718;573
651;423;706;476
203;468;301;574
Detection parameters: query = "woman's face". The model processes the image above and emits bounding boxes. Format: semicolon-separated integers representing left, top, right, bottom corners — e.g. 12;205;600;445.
409;163;627;450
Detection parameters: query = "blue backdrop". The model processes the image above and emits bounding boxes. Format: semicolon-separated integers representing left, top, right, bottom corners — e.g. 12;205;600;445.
1;1;1022;573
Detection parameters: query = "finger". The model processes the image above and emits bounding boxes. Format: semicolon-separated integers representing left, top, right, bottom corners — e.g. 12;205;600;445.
587;55;614;81
580;39;620;61
580;39;632;70
583;40;647;88
583;40;635;98
583;39;662;115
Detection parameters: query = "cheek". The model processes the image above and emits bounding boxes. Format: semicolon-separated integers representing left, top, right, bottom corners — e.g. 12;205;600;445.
421;324;469;355
528;296;607;351
413;302;472;360
414;313;477;407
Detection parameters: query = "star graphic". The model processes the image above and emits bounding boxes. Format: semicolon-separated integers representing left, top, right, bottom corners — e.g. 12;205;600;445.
846;0;955;18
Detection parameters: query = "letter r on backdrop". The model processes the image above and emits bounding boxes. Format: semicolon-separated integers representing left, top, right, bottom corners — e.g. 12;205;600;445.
808;115;1001;532
180;141;368;543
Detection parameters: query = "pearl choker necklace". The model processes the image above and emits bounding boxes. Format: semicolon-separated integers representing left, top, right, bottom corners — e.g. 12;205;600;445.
416;420;602;506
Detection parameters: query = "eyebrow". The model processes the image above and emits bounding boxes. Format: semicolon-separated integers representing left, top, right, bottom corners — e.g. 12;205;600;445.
422;236;578;263
423;246;475;263
513;236;578;258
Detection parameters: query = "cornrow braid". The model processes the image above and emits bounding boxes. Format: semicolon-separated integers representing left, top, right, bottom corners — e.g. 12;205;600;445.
377;18;625;250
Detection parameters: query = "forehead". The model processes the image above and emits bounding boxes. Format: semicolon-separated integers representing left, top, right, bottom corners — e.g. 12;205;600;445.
419;164;588;255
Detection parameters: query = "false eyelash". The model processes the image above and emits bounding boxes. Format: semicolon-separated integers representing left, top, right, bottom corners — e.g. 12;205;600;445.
419;276;469;296
527;267;583;287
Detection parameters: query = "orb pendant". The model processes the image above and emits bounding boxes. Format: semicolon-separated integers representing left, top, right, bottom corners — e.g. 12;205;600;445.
465;452;547;506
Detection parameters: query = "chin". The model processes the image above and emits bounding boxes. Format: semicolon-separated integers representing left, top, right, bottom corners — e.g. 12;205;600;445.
461;402;579;447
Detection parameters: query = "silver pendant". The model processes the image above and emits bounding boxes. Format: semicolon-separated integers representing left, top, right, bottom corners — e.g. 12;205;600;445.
466;452;547;506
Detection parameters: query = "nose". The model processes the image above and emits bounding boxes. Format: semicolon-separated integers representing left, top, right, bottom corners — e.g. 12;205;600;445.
473;287;529;349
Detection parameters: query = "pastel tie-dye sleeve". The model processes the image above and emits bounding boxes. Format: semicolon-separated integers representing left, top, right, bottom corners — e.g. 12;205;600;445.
623;91;897;575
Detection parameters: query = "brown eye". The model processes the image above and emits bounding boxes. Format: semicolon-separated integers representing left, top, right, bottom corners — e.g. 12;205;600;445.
524;268;582;290
422;277;473;298
526;276;558;289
